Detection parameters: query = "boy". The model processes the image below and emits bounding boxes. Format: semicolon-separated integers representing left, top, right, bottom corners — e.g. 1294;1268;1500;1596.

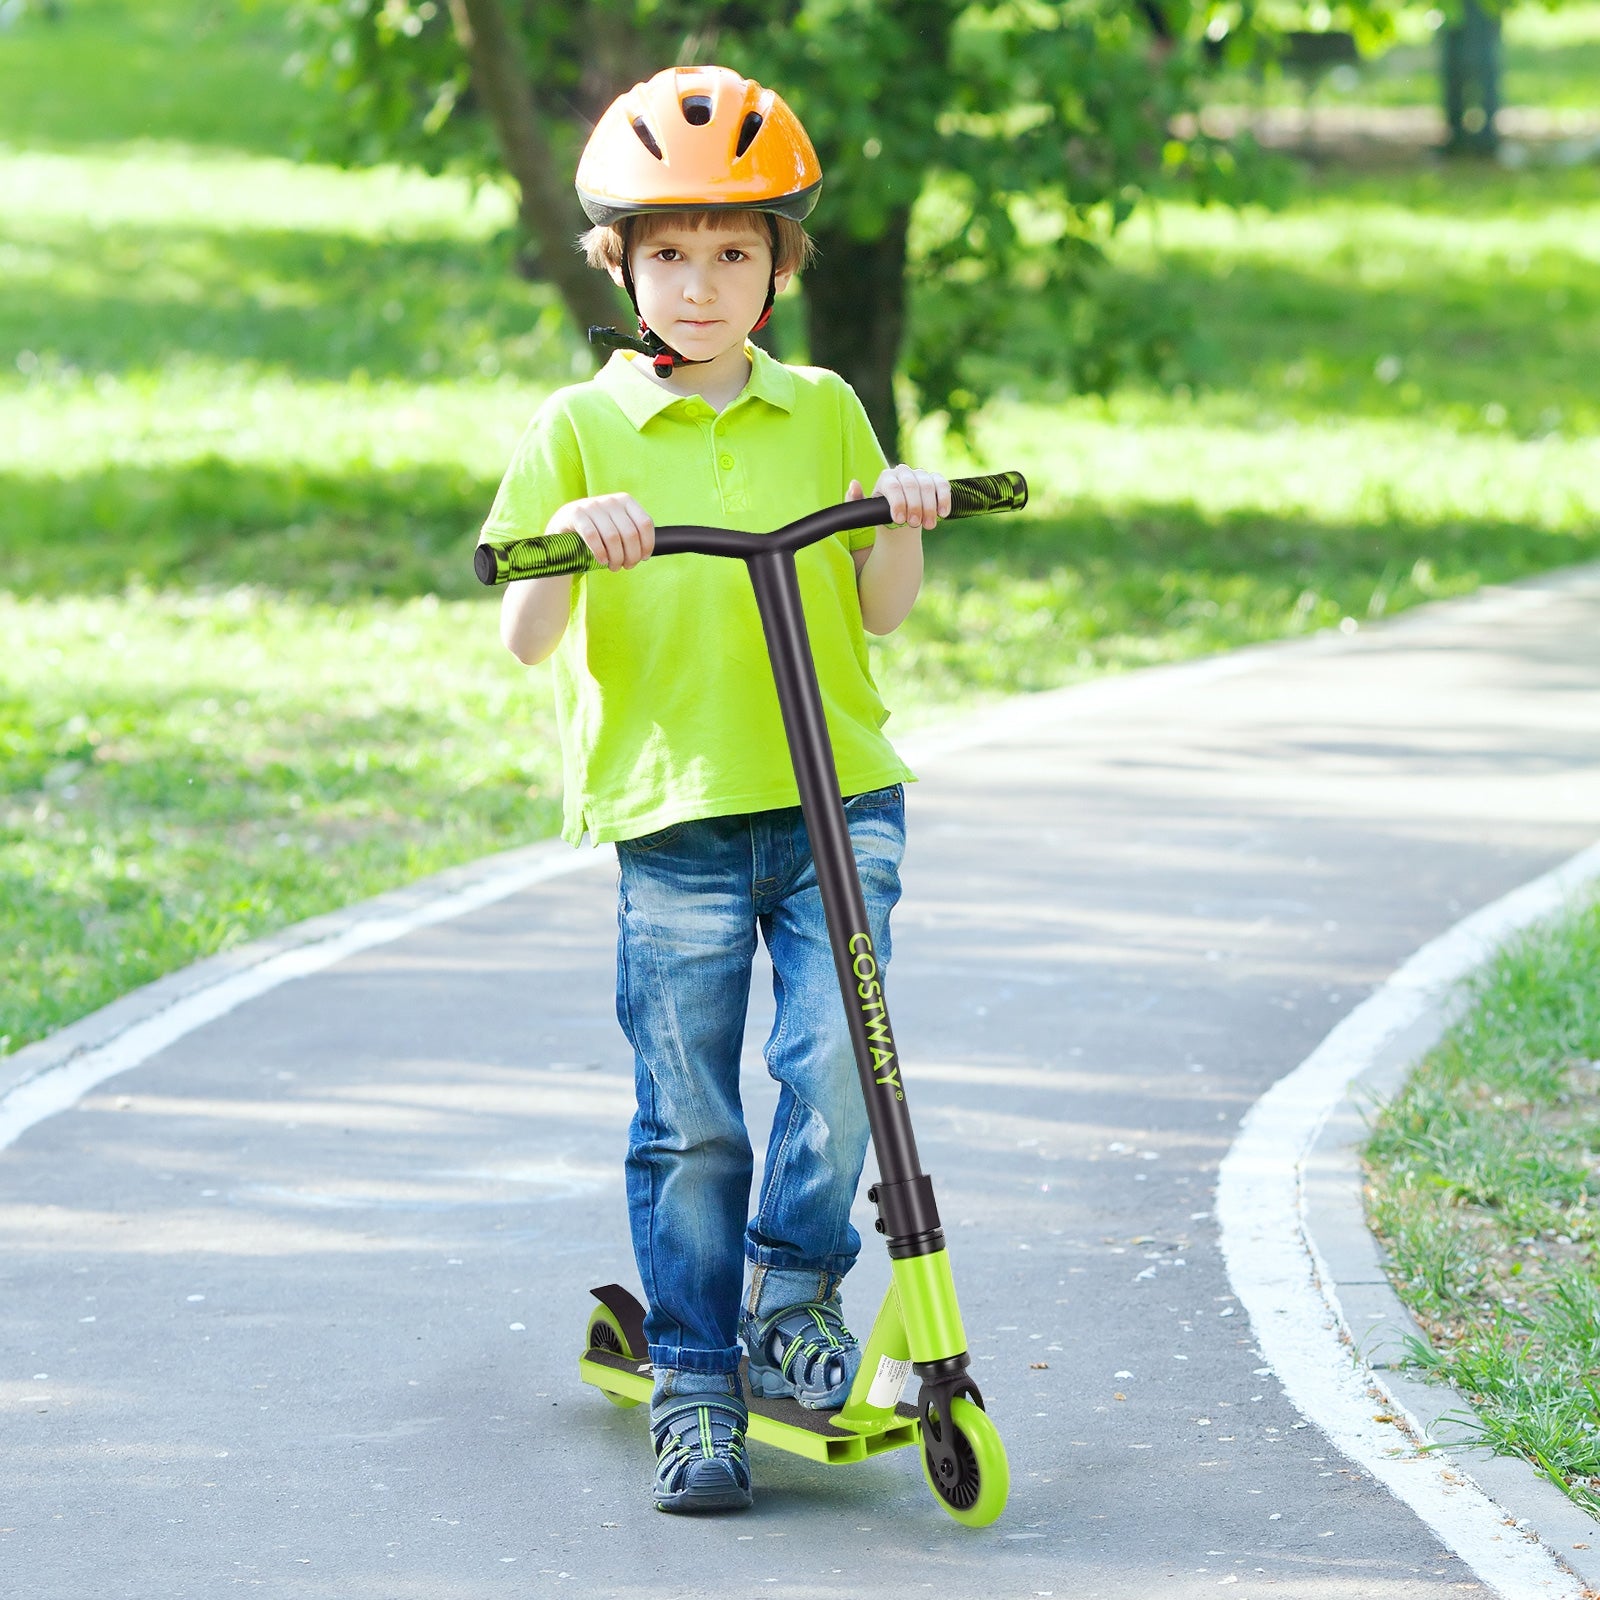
482;65;949;1514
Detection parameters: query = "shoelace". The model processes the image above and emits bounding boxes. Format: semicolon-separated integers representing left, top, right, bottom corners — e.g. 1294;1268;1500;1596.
765;1304;853;1386
652;1397;748;1489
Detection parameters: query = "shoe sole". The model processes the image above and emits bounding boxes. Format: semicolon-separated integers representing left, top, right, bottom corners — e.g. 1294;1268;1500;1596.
654;1487;754;1514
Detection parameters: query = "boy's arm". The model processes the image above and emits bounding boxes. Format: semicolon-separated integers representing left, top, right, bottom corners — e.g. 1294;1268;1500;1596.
497;492;656;666
499;575;577;666
851;466;949;636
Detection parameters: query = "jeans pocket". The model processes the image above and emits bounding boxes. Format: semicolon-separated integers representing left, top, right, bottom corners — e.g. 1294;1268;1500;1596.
619;821;685;854
842;784;903;813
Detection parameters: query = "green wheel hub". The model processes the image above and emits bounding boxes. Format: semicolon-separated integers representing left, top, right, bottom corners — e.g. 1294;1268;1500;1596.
586;1304;643;1409
920;1395;1009;1526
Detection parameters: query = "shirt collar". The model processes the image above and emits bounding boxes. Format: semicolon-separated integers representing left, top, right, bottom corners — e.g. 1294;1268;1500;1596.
595;342;796;432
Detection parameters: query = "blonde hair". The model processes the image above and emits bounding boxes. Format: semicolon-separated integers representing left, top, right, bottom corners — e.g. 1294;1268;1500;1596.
579;209;816;276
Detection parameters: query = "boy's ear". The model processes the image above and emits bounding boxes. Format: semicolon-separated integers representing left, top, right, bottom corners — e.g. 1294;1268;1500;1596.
774;265;795;296
607;262;627;290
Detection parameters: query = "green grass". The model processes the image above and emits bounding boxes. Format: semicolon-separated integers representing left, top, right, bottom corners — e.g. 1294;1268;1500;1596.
1216;1;1600;114
0;0;311;152
1365;897;1600;1516
2;0;1600;1058
1112;166;1600;437
0;590;559;1053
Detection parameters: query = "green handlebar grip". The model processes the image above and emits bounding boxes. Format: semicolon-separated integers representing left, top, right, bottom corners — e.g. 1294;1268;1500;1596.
474;532;599;587
946;471;1027;518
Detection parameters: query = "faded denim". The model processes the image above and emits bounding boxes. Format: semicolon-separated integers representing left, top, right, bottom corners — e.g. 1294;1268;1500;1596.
615;786;905;1381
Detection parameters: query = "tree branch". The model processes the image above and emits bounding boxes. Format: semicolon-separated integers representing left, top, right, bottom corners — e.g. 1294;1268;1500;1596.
447;0;621;340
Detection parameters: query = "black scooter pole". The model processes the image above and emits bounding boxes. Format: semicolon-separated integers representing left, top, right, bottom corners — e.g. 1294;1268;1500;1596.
745;549;933;1245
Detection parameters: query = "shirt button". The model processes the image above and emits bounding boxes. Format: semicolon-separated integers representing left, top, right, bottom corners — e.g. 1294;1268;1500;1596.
719;453;735;469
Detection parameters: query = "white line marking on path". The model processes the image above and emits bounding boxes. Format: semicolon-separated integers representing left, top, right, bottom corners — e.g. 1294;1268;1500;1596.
0;845;607;1155
1218;839;1600;1600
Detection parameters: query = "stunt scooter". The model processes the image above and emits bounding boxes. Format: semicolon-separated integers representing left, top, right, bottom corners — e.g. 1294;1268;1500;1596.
475;469;1028;1527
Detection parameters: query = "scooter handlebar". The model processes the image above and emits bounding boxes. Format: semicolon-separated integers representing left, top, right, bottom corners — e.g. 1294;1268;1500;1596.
473;470;1028;588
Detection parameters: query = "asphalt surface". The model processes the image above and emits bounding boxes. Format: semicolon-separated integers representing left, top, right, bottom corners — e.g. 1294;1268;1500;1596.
4;567;1599;1600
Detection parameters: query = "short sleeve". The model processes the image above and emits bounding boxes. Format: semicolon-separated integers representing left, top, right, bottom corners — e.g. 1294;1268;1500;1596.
479;398;589;546
836;380;890;552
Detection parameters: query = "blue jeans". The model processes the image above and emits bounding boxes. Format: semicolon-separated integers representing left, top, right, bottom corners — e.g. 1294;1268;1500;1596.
614;786;906;1383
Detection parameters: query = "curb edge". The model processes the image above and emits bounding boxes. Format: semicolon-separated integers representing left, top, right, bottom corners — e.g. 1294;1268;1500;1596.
1305;941;1600;1587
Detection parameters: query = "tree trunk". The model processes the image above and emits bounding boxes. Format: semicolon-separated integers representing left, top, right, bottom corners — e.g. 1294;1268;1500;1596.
1441;0;1502;155
448;0;621;343
576;1;657;124
802;206;913;463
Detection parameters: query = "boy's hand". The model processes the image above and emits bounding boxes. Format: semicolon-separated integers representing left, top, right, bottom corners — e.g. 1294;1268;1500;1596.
848;466;951;530
552;493;655;571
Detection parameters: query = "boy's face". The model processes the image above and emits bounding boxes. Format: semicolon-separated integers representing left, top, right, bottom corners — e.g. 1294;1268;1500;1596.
613;214;792;365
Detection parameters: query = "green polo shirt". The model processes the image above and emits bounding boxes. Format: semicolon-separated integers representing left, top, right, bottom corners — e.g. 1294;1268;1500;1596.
481;345;914;845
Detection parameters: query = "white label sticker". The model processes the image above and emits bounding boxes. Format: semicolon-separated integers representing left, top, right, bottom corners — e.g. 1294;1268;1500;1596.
866;1355;913;1410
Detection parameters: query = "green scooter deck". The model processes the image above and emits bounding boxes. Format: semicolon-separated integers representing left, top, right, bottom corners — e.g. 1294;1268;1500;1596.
579;1348;921;1465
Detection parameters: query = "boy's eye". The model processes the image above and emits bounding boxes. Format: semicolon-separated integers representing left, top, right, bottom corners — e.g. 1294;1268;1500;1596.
721;249;747;262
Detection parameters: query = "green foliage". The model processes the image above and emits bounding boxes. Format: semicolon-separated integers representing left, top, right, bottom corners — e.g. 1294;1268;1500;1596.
1366;896;1600;1513
291;0;488;173
289;0;736;177
285;0;1293;431
783;1;1296;435
732;0;963;242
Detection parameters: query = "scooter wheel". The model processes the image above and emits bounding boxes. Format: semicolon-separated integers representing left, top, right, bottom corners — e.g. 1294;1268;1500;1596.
586;1304;643;1410
920;1396;1009;1527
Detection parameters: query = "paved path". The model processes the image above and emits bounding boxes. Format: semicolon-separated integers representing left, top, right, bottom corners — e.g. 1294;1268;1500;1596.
4;568;1599;1600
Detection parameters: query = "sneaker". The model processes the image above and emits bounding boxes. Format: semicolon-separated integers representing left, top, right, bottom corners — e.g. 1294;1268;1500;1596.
650;1392;752;1514
741;1298;860;1410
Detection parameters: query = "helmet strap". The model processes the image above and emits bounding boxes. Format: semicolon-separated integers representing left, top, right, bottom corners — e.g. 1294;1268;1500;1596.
750;212;780;334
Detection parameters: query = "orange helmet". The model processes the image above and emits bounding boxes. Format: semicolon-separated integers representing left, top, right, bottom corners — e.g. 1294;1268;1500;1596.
576;65;822;227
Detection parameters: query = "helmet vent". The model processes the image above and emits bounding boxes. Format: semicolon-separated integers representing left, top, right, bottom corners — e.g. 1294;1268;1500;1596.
735;111;764;157
681;94;713;126
630;118;664;160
